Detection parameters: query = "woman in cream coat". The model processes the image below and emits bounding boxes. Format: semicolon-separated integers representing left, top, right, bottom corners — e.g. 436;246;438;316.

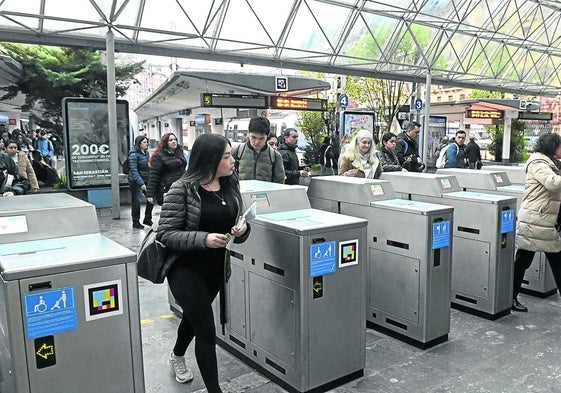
338;129;382;179
512;133;561;312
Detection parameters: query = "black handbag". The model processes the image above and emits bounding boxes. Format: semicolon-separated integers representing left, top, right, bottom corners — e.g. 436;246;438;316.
136;227;180;283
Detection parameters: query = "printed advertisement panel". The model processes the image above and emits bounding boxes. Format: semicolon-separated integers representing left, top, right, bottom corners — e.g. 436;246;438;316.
63;98;130;189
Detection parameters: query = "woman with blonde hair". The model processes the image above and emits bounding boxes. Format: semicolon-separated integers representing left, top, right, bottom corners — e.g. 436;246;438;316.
338;129;382;179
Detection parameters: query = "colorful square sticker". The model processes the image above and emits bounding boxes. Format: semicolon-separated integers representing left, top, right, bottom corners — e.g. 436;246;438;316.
339;239;359;267
83;280;123;321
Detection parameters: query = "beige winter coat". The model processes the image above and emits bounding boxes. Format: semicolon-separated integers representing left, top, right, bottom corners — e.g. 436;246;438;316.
516;152;561;253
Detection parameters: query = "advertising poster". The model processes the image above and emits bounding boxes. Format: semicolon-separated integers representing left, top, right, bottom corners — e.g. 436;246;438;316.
341;111;375;138
63;98;130;189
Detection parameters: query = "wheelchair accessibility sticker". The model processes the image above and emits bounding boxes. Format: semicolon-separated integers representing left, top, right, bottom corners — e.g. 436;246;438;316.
310;241;336;277
24;287;77;339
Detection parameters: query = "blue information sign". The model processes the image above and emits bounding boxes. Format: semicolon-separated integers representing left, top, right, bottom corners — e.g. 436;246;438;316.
432;221;451;249
501;209;515;233
24;287;77;339
338;94;349;108
414;98;423;110
310;241;337;277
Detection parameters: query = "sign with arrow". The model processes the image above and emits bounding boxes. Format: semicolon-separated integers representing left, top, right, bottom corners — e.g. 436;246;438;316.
35;335;56;369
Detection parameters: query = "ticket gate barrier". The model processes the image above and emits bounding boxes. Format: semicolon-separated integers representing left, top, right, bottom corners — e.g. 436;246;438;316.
307;176;453;348
215;180;367;393
437;168;523;207
380;172;517;320
0;194;143;393
437;168;557;297
483;165;525;184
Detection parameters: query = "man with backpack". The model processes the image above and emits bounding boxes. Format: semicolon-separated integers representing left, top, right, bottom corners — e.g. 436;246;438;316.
231;117;285;183
395;121;425;172
443;130;468;168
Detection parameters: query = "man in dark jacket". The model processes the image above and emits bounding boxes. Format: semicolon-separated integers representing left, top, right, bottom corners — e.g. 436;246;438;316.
465;137;482;169
394;121;425;172
278;128;309;185
0;151;26;196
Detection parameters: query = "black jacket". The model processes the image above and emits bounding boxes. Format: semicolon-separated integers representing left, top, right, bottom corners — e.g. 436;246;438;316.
157;179;251;280
379;147;402;172
146;147;186;205
278;142;300;185
395;132;423;172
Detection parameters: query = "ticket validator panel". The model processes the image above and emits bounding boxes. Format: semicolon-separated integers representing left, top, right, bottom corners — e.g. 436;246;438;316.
381;172;516;320
308;176;453;348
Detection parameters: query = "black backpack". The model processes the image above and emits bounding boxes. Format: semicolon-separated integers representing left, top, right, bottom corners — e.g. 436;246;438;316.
122;158;130;175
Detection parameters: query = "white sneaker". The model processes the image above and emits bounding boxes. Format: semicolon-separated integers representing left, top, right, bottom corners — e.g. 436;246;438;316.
168;352;194;383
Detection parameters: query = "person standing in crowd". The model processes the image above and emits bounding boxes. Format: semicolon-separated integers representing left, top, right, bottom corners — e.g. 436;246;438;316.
128;136;153;229
31;150;60;187
444;130;468;168
278;128;309;185
266;133;278;149
157;134;250;393
232;117;284;183
379;132;406;172
338;129;382;179
434;135;450;161
465;137;482;169
5;140;39;193
395;121;425;172
511;133;561;312
146;132;188;206
36;130;55;167
0;150;26;196
318;136;336;176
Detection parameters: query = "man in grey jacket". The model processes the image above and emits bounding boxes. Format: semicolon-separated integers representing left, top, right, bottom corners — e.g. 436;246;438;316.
232;117;285;183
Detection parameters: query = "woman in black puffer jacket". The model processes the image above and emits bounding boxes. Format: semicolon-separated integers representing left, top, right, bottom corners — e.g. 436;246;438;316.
157;134;250;392
146;132;188;205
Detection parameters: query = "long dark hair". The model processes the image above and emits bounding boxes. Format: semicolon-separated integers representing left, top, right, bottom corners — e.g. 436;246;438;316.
133;135;148;153
534;133;561;169
181;134;240;198
148;133;183;165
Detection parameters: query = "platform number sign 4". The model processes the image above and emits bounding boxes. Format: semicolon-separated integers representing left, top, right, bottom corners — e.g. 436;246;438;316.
339;94;349;109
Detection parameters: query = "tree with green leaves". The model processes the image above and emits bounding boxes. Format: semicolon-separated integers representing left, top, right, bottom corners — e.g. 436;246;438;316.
0;43;144;133
297;111;326;166
487;119;527;162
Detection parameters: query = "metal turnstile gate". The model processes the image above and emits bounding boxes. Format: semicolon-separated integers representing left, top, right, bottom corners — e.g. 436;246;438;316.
381;172;517;320
307;176;453;348
0;194;143;393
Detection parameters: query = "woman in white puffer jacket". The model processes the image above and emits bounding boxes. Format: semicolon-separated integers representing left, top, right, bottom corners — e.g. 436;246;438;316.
512;133;561;312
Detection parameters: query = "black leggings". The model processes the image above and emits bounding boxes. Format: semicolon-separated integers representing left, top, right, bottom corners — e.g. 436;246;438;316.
513;248;561;298
167;263;222;393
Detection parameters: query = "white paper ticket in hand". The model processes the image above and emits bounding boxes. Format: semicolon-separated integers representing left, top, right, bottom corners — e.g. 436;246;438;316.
236;201;257;230
227;201;257;249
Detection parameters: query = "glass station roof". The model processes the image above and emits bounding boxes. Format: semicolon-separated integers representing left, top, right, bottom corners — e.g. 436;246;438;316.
0;0;559;96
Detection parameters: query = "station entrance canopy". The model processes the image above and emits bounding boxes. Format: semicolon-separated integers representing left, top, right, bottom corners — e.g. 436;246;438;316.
0;0;559;97
134;71;331;121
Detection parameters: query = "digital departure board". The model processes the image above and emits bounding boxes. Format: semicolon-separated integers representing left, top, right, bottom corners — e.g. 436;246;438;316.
465;109;504;119
270;96;328;111
201;93;268;109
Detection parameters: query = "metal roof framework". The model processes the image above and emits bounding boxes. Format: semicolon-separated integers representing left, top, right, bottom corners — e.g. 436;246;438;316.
0;0;559;97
